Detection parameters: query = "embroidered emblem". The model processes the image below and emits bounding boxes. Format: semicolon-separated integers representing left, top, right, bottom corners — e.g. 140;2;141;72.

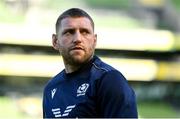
51;88;57;99
77;83;89;97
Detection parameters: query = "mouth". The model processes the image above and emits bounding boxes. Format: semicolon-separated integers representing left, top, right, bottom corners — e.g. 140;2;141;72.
71;46;84;51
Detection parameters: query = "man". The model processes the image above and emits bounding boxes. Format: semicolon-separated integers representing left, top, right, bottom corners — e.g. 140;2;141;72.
43;8;138;118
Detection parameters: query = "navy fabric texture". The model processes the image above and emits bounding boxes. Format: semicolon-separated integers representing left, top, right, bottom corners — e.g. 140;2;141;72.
43;56;138;118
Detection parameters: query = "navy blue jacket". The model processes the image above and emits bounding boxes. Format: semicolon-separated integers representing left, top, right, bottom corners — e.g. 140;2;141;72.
43;56;138;118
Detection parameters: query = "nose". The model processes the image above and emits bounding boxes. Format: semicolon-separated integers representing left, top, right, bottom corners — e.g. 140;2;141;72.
73;30;82;44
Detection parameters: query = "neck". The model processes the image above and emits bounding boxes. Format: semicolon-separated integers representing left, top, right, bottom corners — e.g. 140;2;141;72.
64;64;81;73
63;55;94;73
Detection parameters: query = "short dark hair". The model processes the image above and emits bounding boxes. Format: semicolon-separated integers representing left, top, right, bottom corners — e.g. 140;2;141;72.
55;8;94;33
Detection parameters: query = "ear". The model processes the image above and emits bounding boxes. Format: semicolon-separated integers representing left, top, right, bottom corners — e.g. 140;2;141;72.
52;34;59;50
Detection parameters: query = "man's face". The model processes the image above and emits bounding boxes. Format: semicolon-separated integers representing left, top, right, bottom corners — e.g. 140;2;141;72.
54;17;97;65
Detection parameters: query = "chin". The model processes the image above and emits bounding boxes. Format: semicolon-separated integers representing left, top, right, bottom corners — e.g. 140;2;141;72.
71;55;90;65
72;55;85;63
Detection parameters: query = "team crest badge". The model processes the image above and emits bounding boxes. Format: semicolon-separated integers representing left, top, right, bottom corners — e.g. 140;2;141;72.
77;83;89;97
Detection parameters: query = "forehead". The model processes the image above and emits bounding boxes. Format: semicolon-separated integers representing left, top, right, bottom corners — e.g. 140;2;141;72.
60;17;93;30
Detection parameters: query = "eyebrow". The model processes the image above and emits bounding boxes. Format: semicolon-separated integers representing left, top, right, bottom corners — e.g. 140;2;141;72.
61;28;75;34
62;27;92;34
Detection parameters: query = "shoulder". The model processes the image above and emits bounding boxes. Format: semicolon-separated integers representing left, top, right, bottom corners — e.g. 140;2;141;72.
91;56;132;93
96;68;135;107
90;56;118;79
92;56;132;94
92;56;127;82
44;70;65;91
92;56;117;73
99;70;129;92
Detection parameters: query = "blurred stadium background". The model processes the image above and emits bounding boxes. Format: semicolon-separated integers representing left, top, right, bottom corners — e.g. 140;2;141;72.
0;0;180;118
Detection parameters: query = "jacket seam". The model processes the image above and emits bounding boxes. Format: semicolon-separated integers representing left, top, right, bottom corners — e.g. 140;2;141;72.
92;63;109;72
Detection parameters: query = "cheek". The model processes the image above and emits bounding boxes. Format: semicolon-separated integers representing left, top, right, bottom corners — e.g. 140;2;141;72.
59;38;70;47
57;40;66;52
90;38;96;47
87;40;96;50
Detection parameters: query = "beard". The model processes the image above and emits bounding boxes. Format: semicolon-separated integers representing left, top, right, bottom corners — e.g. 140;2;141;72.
61;48;94;67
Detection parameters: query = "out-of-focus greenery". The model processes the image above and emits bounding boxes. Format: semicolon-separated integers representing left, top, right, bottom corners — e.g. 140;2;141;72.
43;0;141;28
42;0;83;10
138;101;179;118
0;1;25;23
85;0;180;11
94;15;143;28
0;97;28;119
175;34;180;50
0;0;141;28
172;0;180;11
85;0;130;10
43;0;130;10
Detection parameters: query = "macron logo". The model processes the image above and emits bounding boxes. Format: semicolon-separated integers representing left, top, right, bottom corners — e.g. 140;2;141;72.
51;88;57;99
